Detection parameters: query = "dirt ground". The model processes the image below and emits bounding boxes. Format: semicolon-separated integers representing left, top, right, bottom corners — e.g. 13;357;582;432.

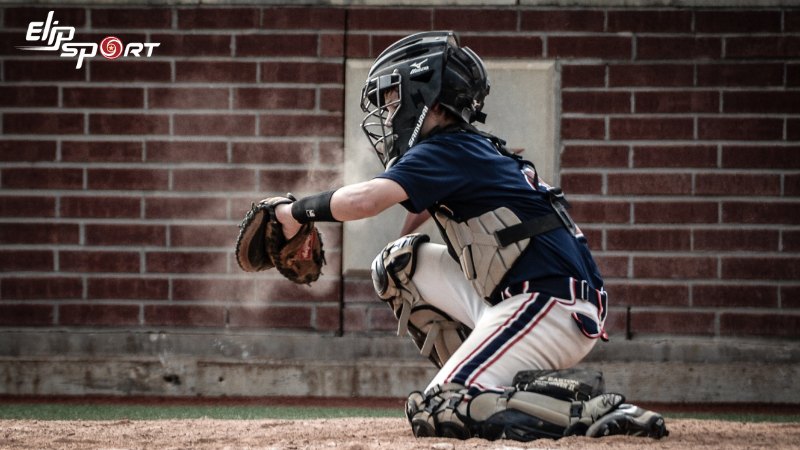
2;417;799;450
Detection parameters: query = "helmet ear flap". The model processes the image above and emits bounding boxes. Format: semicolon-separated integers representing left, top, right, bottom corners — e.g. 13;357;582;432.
456;46;490;123
437;42;490;124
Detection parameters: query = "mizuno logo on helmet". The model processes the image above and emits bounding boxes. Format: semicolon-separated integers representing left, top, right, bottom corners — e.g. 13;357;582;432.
410;58;430;75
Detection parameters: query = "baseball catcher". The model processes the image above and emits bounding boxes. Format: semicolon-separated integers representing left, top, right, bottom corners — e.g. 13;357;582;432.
239;31;668;442
235;195;325;284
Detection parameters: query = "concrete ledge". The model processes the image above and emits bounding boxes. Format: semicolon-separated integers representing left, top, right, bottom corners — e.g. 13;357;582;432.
5;330;797;363
0;357;436;398
1;330;798;403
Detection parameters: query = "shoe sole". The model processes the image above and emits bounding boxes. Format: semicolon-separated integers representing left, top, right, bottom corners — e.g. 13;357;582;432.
587;409;669;439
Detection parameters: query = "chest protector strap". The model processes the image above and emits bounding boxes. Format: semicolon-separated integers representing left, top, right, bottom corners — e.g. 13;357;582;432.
496;189;577;246
434;189;579;300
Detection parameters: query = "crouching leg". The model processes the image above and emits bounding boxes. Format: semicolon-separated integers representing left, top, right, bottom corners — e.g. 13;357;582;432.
371;234;471;368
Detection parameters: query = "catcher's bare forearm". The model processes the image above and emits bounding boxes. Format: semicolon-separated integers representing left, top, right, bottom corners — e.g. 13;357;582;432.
330;178;408;221
276;178;408;236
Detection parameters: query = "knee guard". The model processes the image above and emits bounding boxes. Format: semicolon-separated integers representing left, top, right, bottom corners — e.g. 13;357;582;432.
371;234;470;368
405;385;625;442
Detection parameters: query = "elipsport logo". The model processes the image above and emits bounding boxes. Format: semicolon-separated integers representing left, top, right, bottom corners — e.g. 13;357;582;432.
17;11;160;69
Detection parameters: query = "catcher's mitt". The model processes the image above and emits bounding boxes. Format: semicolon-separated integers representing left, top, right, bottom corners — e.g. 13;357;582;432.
235;196;325;284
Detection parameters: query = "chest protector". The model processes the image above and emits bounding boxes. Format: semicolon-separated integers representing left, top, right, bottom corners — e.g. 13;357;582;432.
433;184;578;301
434;207;529;300
426;125;580;301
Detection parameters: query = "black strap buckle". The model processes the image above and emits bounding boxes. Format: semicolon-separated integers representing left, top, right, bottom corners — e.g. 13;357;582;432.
446;395;462;411
578;279;590;301
548;188;578;236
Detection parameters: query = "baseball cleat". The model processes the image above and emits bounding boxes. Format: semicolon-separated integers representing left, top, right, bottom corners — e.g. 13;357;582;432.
585;403;669;439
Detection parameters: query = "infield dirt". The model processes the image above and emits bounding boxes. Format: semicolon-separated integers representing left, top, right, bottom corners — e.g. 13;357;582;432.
2;417;799;449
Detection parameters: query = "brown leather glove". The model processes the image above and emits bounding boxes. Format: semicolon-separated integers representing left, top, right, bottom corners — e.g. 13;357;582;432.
235;195;325;284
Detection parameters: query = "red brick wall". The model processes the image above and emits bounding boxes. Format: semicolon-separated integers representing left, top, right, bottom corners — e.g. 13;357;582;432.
1;5;798;340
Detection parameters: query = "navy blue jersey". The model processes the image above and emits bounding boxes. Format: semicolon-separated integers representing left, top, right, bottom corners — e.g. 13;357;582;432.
376;130;604;298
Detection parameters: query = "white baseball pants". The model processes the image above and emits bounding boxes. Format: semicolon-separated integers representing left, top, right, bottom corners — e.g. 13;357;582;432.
411;243;601;393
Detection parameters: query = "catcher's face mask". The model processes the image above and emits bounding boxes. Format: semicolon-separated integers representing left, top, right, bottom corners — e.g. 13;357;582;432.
360;72;403;167
360;31;490;170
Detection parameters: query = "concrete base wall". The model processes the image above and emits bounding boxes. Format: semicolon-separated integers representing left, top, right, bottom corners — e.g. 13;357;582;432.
1;330;798;403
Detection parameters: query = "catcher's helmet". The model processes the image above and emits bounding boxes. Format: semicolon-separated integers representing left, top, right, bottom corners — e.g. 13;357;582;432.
360;31;490;168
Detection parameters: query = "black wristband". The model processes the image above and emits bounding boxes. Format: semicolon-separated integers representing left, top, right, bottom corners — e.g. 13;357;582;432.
291;190;338;223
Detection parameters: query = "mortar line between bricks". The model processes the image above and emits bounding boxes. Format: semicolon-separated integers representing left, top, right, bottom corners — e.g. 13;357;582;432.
562;167;800;174
0;108;347;115
5;219;795;233
0;135;343;143
0;162;341;170
563;86;800;92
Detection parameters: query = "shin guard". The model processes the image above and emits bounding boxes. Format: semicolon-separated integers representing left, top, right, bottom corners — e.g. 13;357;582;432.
406;385;626;442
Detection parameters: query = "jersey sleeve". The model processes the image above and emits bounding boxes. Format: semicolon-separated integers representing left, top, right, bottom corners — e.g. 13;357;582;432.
375;141;468;213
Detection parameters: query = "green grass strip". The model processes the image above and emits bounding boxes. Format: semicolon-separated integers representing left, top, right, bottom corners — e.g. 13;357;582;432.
666;412;800;423
0;404;403;421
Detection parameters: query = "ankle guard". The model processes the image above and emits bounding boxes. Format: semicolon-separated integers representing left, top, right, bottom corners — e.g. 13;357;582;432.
371;234;470;368
513;368;606;402
470;390;625;441
406;385;472;440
